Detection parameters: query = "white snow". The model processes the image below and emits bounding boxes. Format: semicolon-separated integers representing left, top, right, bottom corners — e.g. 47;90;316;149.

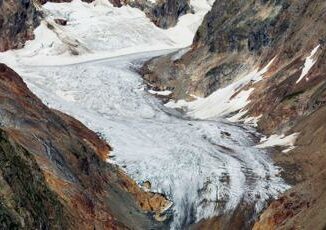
228;111;263;127
148;89;172;96
0;1;289;229
256;133;299;150
296;44;320;84
55;89;76;102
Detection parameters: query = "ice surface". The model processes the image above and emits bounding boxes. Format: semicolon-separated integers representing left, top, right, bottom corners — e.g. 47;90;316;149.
0;1;289;229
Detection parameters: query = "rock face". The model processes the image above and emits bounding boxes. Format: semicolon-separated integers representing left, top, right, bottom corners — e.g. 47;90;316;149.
40;0;192;28
142;0;326;229
0;63;171;229
118;0;192;28
0;0;39;52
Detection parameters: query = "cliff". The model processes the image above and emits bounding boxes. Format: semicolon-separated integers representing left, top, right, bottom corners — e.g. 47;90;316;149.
0;0;39;51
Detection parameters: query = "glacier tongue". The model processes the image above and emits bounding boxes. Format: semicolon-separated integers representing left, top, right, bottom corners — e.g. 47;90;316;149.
18;54;289;228
0;0;289;229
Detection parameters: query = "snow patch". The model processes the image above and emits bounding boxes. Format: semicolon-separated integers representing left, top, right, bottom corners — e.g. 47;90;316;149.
148;89;172;96
296;44;320;84
256;133;299;150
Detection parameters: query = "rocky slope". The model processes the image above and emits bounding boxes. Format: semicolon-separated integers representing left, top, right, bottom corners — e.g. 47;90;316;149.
253;105;326;230
142;0;326;229
143;0;325;132
0;63;172;229
0;0;39;51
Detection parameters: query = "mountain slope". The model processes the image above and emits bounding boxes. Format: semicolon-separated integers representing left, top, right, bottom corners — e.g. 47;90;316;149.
254;106;326;230
1;0;325;229
143;0;325;133
142;0;326;229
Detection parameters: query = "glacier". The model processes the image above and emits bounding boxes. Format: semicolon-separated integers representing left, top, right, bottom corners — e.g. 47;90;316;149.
0;0;289;228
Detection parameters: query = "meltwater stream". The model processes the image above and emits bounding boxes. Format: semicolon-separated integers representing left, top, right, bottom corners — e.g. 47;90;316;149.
17;51;289;229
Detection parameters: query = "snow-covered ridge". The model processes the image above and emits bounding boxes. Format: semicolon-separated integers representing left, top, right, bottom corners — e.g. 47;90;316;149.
0;0;289;229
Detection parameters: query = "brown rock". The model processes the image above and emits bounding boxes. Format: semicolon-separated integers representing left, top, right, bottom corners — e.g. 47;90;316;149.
54;18;67;26
0;0;39;52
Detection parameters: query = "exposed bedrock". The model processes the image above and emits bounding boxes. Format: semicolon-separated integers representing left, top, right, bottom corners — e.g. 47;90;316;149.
123;0;192;28
0;0;39;51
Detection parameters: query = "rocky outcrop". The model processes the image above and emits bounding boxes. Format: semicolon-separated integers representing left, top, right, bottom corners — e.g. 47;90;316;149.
118;0;192;28
0;63;171;229
142;0;326;229
0;0;39;52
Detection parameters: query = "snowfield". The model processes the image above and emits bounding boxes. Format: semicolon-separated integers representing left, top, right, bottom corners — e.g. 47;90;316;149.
0;0;289;229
